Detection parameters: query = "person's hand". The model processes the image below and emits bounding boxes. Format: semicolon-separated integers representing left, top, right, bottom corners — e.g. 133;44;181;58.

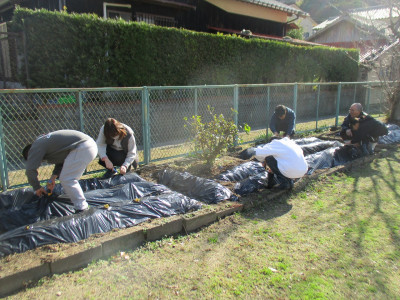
120;165;127;175
102;157;114;170
47;178;56;194
35;187;47;197
346;129;352;137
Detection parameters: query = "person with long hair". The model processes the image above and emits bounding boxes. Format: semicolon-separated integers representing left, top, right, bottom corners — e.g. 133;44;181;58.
96;118;138;178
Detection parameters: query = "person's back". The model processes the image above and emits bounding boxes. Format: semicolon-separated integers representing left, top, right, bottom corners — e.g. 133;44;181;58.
254;137;307;179
353;116;388;143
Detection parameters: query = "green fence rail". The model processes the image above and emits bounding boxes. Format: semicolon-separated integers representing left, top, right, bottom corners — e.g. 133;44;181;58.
0;81;390;191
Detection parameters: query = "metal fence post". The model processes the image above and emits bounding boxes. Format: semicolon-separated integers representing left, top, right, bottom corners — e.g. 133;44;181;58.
233;85;239;126
78;91;84;133
335;83;342;128
353;84;357;102
316;84;320;130
366;83;371;113
266;86;270;138
233;85;239;146
142;87;150;164
194;88;198;117
293;83;298;130
0;108;8;191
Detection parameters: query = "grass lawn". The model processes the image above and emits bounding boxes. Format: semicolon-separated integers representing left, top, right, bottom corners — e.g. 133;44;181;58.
8;148;400;299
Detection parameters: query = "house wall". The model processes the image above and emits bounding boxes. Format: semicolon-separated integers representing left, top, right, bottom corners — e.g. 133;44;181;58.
310;21;372;44
297;17;316;39
190;1;285;36
0;0;289;37
366;45;400;82
205;0;288;23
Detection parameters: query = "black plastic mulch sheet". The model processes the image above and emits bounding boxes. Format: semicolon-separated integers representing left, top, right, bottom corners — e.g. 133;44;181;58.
217;161;266;182
157;169;237;204
296;138;343;156
216;161;267;196
238;137;346;160
0;173;201;257
218;138;367;194
0;173;145;211
379;124;400;144
0;173;150;232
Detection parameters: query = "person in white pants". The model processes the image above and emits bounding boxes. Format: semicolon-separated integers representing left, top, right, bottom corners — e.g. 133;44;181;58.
22;130;98;212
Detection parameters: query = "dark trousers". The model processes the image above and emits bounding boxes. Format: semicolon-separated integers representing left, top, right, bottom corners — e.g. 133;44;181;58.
340;129;351;140
98;145;138;170
265;156;291;187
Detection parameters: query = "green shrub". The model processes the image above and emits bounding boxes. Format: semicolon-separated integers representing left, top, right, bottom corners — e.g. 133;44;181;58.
287;28;304;40
184;106;240;167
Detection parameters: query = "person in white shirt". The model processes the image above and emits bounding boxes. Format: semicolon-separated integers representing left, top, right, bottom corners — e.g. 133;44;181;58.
96;118;138;178
254;137;308;189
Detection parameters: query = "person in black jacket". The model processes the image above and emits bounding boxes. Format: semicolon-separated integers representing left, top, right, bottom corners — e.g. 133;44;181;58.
269;105;296;138
340;103;388;154
340;103;367;141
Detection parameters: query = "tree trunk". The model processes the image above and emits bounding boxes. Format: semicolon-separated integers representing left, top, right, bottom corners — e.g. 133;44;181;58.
388;83;400;123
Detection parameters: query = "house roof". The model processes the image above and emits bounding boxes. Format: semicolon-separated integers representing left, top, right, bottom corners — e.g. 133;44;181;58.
311;5;399;35
239;0;309;17
351;5;400;20
208;25;324;46
361;39;400;63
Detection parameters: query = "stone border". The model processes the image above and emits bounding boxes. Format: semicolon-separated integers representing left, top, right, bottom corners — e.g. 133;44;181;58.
0;202;243;297
0;147;395;297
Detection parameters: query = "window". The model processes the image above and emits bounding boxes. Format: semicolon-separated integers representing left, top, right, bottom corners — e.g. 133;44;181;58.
103;2;132;22
135;13;176;27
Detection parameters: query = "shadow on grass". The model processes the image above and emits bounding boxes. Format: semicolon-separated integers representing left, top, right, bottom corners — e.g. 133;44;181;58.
345;151;400;295
240;190;293;222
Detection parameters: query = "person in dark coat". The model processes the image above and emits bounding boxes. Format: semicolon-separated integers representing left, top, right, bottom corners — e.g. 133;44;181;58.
269;105;296;138
340;103;388;154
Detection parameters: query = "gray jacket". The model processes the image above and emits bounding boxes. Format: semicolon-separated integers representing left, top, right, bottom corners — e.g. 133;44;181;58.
25;130;92;190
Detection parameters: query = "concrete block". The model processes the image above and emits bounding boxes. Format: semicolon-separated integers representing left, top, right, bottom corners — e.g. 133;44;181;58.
50;245;102;274
216;203;243;219
102;227;145;257
0;263;51;298
146;216;183;241
183;210;217;233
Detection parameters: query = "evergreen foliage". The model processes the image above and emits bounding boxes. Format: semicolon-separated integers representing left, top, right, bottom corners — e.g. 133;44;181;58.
11;8;359;88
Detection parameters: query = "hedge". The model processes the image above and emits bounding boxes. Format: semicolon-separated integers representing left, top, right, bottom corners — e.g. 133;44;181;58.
11;8;359;88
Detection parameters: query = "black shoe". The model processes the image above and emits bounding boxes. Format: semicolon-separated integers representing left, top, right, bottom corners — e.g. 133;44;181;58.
276;179;294;190
102;168;118;179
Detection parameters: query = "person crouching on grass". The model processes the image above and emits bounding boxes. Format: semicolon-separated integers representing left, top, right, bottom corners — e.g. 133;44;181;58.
254;136;308;189
96;118;139;179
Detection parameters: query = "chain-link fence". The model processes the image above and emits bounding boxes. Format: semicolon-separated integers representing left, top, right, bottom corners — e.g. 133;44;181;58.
0;81;390;191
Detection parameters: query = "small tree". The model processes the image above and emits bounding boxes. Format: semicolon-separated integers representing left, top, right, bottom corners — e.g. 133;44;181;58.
287;28;304;40
355;0;400;122
184;106;248;167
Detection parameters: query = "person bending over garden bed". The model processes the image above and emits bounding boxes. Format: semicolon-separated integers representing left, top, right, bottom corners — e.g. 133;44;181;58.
254;136;308;189
96;118;139;179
